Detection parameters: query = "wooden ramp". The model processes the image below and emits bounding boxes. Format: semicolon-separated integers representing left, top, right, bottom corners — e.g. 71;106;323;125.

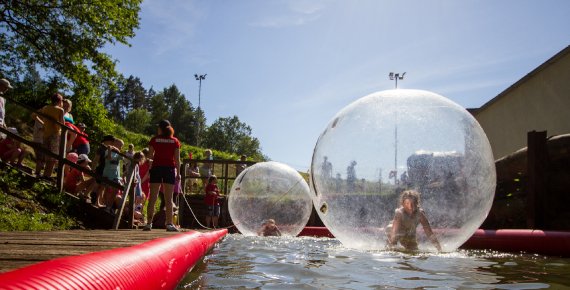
0;230;184;273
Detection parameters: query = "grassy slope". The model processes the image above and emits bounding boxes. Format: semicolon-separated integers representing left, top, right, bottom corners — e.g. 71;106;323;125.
0;166;82;231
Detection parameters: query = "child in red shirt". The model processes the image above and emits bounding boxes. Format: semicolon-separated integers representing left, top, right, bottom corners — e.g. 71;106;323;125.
204;175;221;228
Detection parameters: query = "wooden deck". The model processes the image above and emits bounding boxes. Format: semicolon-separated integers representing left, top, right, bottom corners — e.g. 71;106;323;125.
0;230;185;273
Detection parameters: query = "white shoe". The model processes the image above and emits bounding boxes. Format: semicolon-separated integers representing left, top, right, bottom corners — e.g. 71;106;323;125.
166;224;179;232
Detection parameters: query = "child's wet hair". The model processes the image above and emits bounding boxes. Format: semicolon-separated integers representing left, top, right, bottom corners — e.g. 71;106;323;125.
399;190;421;209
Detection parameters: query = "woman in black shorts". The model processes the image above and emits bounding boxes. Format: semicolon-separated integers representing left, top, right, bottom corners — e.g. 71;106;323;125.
143;120;181;232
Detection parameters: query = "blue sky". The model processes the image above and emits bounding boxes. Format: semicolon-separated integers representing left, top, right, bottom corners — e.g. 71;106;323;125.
105;0;570;171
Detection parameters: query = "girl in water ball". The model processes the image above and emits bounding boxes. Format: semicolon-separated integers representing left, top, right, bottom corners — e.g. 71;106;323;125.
257;219;282;236
386;190;442;252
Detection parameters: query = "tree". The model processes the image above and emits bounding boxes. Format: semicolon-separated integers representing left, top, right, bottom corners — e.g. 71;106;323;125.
0;1;141;88
202;116;263;158
124;108;151;134
0;1;142;135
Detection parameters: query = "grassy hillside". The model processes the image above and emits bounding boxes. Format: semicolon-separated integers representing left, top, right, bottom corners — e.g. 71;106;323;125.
0;166;82;231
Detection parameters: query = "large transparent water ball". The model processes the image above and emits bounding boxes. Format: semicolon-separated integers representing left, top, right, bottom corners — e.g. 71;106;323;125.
310;89;496;252
229;161;313;236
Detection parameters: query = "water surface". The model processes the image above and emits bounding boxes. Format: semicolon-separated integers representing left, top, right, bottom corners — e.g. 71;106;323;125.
179;234;570;289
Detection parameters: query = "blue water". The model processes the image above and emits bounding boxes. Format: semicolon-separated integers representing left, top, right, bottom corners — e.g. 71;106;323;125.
179;234;570;289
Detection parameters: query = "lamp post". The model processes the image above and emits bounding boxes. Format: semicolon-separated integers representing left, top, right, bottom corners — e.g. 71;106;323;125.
388;72;405;185
194;74;206;146
194;74;207;109
388;72;405;89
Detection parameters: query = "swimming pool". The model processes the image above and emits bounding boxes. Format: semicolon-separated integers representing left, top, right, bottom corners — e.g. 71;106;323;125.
179;234;570;289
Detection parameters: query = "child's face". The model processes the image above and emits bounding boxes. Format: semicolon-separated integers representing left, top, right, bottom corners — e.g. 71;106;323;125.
403;198;416;214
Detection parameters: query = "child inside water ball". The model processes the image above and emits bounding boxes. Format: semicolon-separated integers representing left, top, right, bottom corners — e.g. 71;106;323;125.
386;190;442;252
257;219;282;236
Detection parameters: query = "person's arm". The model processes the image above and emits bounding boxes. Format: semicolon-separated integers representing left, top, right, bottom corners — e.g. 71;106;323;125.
174;147;181;179
141;160;152;183
389;212;402;246
147;146;155;170
275;226;282;236
419;211;442;251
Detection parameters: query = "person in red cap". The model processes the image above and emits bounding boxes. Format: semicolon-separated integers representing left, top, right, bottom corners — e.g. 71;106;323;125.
144;120;181;232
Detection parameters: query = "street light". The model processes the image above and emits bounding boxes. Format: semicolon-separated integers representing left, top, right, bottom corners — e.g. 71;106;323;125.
194;74;207;109
389;72;406;89
388;72;406;185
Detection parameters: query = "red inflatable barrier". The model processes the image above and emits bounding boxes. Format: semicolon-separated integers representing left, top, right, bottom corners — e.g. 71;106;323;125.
0;229;227;290
298;226;335;238
462;229;570;257
298;227;570;257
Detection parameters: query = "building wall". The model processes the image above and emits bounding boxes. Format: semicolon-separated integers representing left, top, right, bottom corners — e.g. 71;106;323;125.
474;50;570;159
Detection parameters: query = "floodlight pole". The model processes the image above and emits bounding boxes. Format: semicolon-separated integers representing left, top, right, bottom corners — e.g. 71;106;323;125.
194;73;206;146
194;74;207;109
389;72;406;185
389;72;405;89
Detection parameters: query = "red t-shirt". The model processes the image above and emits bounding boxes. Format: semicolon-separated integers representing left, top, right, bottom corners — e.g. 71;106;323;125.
204;183;220;206
139;160;151;195
64;167;83;193
70;124;89;147
0;138;14;155
149;136;180;167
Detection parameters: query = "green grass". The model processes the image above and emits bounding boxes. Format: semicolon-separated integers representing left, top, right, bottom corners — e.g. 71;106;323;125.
0;167;81;231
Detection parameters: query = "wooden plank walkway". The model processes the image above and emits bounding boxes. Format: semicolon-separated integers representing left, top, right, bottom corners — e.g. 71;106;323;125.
0;230;185;273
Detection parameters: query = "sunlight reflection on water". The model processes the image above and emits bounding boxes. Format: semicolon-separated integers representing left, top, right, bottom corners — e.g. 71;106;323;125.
179;234;570;289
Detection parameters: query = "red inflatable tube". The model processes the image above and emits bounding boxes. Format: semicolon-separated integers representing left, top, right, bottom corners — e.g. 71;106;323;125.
0;229;227;290
298;227;570;257
462;229;570;257
298;226;335;238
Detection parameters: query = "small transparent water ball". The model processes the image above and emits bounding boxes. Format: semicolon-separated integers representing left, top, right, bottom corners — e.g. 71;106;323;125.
310;89;496;252
229;161;313;236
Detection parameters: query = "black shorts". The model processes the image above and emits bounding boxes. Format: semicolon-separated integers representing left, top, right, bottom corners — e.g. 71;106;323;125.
150;166;176;185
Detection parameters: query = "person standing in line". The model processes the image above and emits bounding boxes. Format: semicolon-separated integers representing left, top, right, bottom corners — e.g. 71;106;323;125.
72;123;90;155
32;93;65;178
0;78;13;138
144;120;181;232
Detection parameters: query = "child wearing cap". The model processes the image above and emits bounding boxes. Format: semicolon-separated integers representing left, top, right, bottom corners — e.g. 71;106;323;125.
63;154;92;194
0;127;28;167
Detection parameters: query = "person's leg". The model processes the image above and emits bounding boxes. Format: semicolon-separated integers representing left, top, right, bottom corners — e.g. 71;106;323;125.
34;145;45;176
212;205;220;228
205;215;212;227
43;134;60;177
162;183;174;225
146;183;161;226
95;184;106;207
16;148;27;165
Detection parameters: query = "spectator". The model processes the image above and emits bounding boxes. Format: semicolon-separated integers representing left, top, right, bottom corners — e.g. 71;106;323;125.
100;138;124;209
63;154;91;195
204;175;221;228
62;99;74;124
236;154;248;176
144;120;181;232
139;148;152;199
0;127;28;166
0;78;13;137
123;143;135;173
32;93;65;178
92;134;117;207
72;123;90;155
62;99;79;153
199;149;213;191
186;162;200;193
